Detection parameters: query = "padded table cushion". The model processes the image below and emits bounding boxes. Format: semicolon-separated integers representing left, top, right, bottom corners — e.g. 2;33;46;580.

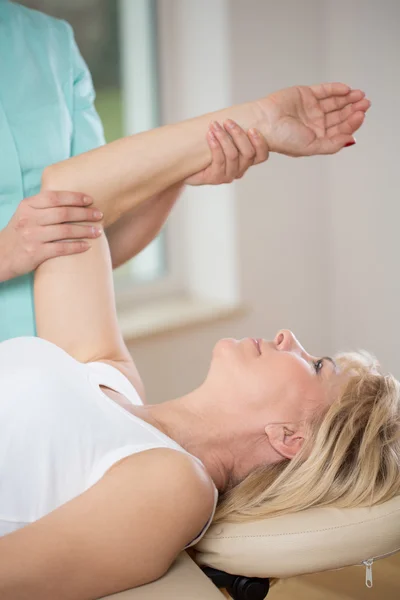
99;552;224;599
195;495;400;579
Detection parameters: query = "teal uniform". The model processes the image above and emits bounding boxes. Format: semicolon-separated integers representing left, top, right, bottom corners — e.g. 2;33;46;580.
0;0;105;341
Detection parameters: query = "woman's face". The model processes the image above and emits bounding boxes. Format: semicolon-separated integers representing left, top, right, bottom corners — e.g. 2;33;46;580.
207;330;344;459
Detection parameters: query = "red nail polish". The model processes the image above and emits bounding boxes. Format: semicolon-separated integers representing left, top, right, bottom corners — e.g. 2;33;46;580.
344;140;356;148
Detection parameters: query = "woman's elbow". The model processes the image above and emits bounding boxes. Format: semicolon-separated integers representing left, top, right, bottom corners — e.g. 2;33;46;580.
41;164;63;192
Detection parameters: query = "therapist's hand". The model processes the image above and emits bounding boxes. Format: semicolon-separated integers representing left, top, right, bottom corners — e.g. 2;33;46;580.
0;191;103;281
185;120;269;186
107;122;269;268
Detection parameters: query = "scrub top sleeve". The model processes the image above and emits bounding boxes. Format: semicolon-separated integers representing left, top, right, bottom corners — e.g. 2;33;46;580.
68;25;106;156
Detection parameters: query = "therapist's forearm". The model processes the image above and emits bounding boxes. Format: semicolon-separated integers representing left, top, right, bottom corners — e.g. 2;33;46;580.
41;101;262;227
106;184;184;268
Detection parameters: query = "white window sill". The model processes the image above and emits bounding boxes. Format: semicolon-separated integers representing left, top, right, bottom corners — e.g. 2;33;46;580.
117;295;245;342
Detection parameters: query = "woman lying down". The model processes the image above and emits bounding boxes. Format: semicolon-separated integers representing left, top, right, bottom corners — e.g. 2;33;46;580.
1;83;398;600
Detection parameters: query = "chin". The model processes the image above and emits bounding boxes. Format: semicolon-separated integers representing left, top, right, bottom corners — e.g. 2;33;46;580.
213;338;238;355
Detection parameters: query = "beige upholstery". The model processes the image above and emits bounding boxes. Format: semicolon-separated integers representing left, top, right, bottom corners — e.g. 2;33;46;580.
195;495;400;579
101;496;400;598
101;552;223;599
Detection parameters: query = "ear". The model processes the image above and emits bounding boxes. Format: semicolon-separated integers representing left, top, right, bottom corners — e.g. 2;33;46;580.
265;424;305;460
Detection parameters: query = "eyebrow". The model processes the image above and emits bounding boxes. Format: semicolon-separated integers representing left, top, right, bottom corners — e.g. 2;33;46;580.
322;356;338;372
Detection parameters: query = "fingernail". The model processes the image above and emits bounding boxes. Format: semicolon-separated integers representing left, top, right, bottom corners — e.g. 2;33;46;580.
225;119;236;129
83;196;92;204
93;210;103;218
92;227;102;236
249;128;260;138
212;121;222;132
344;140;356;148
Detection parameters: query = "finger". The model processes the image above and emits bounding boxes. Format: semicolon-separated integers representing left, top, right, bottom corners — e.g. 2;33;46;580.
38;206;103;226
211;121;239;180
41;224;102;243
248;129;270;166
327;111;365;138
325;98;371;129
43;240;92;260
320;89;367;114
311;82;352;100
30;191;93;209
314;133;356;155
206;129;227;181
223;120;256;176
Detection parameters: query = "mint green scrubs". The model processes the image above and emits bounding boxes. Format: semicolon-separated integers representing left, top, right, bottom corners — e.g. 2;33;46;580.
0;0;105;341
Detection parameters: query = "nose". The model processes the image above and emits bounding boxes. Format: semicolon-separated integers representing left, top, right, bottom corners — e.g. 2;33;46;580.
274;329;296;351
274;329;308;358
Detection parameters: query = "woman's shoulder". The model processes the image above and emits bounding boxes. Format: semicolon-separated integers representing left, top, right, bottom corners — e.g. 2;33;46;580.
109;447;216;539
0;447;217;596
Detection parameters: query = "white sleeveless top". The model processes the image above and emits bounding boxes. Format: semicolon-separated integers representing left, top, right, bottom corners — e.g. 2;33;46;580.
0;337;218;546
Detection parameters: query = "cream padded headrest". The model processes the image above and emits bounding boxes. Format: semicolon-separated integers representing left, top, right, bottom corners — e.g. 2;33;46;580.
195;495;400;579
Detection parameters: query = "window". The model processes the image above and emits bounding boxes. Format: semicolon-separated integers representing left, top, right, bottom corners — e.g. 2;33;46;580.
21;0;240;337
21;0;167;295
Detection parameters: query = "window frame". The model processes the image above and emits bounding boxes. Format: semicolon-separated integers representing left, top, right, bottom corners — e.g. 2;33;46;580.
115;0;240;317
115;0;184;307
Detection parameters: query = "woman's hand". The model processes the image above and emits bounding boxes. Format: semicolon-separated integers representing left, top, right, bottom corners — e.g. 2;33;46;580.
185;120;269;185
0;191;103;282
257;83;371;156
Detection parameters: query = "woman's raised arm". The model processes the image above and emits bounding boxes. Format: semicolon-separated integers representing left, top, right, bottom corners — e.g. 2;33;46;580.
42;100;262;227
35;99;262;371
42;83;369;228
36;99;266;369
36;83;369;370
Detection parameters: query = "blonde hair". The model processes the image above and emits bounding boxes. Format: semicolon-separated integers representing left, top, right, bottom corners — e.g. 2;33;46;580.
214;351;400;524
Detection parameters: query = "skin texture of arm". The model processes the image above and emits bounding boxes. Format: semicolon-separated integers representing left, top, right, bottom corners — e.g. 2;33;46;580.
36;99;263;369
41;100;262;228
41;82;370;231
37;82;369;374
106;183;184;269
105;120;269;268
34;224;141;387
0;449;215;600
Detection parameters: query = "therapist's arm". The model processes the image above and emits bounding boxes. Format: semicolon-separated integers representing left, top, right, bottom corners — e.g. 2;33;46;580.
106;185;183;269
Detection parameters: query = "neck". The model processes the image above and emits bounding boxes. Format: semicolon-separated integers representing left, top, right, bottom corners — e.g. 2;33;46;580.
130;385;281;493
131;386;234;492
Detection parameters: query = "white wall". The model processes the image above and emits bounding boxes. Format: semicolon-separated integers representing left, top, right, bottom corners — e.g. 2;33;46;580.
230;0;330;353
128;0;400;404
325;0;400;374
